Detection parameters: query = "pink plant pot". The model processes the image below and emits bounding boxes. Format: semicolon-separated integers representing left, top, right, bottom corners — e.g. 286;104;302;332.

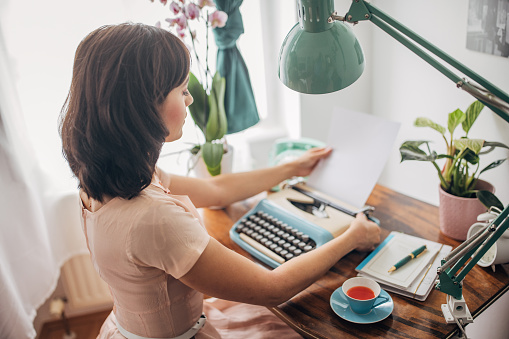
438;180;495;241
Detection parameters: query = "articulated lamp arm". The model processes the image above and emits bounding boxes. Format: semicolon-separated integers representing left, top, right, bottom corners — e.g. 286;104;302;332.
330;0;509;300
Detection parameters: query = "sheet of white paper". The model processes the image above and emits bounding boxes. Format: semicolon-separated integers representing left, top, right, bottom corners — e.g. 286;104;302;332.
307;108;400;209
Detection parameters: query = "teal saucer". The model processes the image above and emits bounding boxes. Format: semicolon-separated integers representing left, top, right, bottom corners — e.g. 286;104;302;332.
330;287;394;324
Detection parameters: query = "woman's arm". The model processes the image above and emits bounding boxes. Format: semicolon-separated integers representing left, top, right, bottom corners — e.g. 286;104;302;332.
168;147;332;208
180;213;380;307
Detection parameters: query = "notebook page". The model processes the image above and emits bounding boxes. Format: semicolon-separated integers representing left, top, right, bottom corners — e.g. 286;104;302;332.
359;233;439;289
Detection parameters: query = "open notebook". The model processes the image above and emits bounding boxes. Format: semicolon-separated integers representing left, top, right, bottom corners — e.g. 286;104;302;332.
356;231;452;301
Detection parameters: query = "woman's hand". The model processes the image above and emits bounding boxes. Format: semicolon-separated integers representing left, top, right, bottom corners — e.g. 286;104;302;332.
288;147;333;178
345;213;381;252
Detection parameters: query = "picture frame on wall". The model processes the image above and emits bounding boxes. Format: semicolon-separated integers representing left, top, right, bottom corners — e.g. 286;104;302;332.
467;0;509;57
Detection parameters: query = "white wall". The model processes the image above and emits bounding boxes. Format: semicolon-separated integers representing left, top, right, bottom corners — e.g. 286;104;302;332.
300;0;509;206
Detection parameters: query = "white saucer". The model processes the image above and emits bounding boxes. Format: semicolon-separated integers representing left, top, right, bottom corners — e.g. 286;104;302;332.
330;287;394;324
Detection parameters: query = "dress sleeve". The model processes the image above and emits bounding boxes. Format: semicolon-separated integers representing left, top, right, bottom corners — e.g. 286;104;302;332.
127;198;210;279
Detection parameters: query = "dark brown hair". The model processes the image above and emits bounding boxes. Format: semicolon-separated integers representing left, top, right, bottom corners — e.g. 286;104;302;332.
60;23;190;201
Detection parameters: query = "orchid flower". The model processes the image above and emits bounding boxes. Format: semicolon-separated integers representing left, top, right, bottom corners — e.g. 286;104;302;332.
169;1;181;15
165;14;187;29
209;11;227;28
185;3;200;20
176;25;186;39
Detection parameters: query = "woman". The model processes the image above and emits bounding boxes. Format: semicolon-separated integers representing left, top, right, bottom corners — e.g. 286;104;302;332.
60;23;380;339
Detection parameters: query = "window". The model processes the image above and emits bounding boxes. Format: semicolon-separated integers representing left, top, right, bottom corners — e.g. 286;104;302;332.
0;0;299;178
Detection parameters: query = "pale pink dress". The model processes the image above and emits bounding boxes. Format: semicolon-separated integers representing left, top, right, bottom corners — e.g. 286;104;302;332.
81;168;301;338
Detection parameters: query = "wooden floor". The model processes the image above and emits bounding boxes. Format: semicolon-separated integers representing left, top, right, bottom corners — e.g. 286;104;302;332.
38;310;111;339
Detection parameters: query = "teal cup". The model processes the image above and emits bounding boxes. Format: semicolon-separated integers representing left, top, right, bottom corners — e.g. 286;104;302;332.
342;277;389;314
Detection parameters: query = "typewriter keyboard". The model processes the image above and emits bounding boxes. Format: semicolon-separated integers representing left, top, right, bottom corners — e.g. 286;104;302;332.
230;199;335;268
235;210;317;264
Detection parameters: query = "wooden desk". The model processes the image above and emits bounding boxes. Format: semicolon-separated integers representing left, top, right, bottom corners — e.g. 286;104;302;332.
201;185;509;338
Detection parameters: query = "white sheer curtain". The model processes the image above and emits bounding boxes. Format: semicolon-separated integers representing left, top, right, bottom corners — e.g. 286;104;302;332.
0;0;127;337
0;24;87;338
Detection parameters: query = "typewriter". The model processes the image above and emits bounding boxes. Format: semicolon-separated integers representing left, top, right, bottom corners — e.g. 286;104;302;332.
229;181;379;268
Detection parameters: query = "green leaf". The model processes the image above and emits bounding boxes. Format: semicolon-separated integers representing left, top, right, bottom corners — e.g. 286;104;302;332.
401;140;430;148
205;72;227;142
414;118;446;135
202;142;224;176
461;148;480;165
485;141;509;149
453;138;484;154
479;141;509;155
399;141;437;162
205;87;218;142
187;72;208;133
477;190;504;210
447;109;466;136
479;158;506;175
462;101;484;135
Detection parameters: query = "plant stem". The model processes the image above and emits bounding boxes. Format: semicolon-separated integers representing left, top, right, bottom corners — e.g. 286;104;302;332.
466;163;480;192
187;25;207;89
445;147;465;183
432;161;449;190
442;134;453;180
205;9;211;88
456;161;465;195
185;12;213;92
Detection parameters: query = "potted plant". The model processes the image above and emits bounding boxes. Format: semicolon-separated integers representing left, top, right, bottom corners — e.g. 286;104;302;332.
155;0;229;176
399;100;508;240
187;71;229;176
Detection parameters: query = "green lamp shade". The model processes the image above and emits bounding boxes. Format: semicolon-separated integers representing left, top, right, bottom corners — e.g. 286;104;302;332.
278;21;365;94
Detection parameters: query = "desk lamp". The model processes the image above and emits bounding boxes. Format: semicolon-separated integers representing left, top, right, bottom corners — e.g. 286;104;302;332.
278;0;509;336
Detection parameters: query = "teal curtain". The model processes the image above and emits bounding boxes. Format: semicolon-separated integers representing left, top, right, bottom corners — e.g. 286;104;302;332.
213;0;259;134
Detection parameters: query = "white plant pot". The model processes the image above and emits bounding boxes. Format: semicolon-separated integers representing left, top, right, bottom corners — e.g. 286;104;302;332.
189;144;233;178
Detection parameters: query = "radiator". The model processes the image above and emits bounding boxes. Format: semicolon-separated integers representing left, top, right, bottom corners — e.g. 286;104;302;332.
61;254;113;316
